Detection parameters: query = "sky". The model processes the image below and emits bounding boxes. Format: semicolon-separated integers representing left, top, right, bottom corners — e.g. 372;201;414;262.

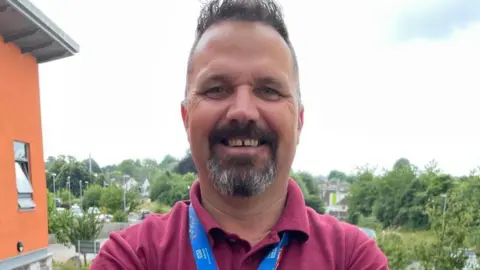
31;0;480;176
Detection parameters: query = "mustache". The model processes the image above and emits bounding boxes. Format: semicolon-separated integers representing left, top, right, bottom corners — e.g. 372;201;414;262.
209;122;278;147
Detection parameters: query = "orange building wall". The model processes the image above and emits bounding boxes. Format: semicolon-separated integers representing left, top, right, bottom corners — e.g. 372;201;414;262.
0;36;48;259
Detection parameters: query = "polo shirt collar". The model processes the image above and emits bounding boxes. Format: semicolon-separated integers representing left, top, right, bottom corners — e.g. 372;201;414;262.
189;178;310;242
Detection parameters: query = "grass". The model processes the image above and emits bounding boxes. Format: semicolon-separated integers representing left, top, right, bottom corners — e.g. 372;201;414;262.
53;261;89;270
138;200;172;214
398;230;436;244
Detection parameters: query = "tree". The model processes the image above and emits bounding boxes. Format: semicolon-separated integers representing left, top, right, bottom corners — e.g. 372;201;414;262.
82;158;102;173
290;172;309;196
305;195;325;214
51;211;103;267
295;171;319;195
327;170;348;182
82;185;103;209
150;172;191;206
99;185;140;214
413;191;475;269
45;156;92;197
174;151;197;175
126;189;141;213
47;191;57;234
99;186;124;214
159;155;178;171
118;159;139;177
55;188;75;208
346;170;377;224
392;158;411;171
377;231;412;269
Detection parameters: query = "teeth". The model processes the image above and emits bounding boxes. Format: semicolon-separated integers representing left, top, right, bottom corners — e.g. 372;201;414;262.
228;139;259;147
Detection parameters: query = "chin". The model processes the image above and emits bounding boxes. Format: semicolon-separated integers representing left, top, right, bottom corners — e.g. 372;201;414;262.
207;155;277;198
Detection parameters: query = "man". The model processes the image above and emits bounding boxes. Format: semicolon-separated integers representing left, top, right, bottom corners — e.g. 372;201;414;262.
91;0;389;269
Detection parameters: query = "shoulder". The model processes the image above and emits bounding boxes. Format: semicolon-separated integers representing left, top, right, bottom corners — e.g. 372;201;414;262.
90;202;189;269
306;210;389;269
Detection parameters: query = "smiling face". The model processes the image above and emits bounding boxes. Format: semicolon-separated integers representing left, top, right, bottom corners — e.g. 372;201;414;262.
183;21;303;197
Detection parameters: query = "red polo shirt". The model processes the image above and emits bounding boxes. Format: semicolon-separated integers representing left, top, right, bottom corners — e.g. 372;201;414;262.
90;179;388;269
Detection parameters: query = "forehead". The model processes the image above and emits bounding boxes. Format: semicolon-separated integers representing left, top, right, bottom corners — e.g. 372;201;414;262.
190;21;294;83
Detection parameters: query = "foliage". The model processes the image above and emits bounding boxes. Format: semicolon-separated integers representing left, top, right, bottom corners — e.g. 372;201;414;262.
356;215;381;231
346;158;480;269
377;231;411;270
327;169;348;182
305;195;325;214
53;261;89;270
46;155;93;197
45;153;480;268
150;171;194;206
50;210;103;249
346;158;460;230
47;192;56;234
112;210;128;222
151;203;172;214
291;171;326;214
174;150;198;175
56;189;74;208
99;185;140;214
82;185;103;209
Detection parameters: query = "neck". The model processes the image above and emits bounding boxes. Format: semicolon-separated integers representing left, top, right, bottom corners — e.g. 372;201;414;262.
200;183;287;246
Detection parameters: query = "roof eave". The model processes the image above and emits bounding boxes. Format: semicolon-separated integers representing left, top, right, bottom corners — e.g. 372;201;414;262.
6;0;79;63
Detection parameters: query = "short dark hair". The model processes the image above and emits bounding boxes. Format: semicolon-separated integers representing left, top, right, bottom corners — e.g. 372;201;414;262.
185;0;301;104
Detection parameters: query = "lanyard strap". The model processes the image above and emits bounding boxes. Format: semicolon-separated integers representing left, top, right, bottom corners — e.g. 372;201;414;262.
188;204;289;270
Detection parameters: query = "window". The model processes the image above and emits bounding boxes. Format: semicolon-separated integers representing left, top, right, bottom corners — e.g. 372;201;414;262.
14;141;35;210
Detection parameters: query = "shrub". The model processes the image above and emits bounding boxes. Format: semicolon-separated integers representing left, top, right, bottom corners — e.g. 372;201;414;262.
113;210;128;222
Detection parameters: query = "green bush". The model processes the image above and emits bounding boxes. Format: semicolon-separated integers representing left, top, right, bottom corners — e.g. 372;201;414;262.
357;215;382;231
53;261;89;270
305;195;326;214
377;232;412;269
51;211;104;248
150;172;191;206
152;203;172;214
113;210;128;222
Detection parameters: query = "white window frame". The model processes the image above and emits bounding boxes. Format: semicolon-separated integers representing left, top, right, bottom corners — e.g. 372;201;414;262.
14;141;36;211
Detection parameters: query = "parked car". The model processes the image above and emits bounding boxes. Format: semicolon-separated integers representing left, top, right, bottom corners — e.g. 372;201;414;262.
70;204;83;217
140;210;152;220
104;214;113;223
54;198;62;207
88;207;106;221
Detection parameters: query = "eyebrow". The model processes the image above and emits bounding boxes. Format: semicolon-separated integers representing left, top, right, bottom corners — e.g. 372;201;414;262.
200;73;284;87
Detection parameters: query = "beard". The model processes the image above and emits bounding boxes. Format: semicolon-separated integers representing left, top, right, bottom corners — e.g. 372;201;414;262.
207;122;278;198
207;153;277;197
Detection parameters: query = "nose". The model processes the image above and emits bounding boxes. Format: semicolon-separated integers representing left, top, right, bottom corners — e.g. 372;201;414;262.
225;86;260;124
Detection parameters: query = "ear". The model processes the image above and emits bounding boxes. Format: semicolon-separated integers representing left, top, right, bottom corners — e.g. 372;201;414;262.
181;101;189;130
296;106;304;145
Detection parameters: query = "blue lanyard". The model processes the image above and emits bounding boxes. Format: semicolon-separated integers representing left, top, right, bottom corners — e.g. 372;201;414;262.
189;204;289;270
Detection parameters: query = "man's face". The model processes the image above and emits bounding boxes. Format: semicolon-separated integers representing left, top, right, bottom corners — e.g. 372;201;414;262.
182;21;304;197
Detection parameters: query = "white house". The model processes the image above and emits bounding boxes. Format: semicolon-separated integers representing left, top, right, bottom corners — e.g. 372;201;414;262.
140;178;150;197
123;177;138;191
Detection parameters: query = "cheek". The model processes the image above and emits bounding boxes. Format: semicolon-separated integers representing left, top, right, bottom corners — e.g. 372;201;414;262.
187;105;222;156
263;107;297;147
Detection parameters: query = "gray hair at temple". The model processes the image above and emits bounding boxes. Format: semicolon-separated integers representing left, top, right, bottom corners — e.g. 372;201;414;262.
184;0;302;107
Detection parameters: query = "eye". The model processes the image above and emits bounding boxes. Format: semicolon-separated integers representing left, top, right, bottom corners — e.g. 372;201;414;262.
256;87;281;101
204;86;228;99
